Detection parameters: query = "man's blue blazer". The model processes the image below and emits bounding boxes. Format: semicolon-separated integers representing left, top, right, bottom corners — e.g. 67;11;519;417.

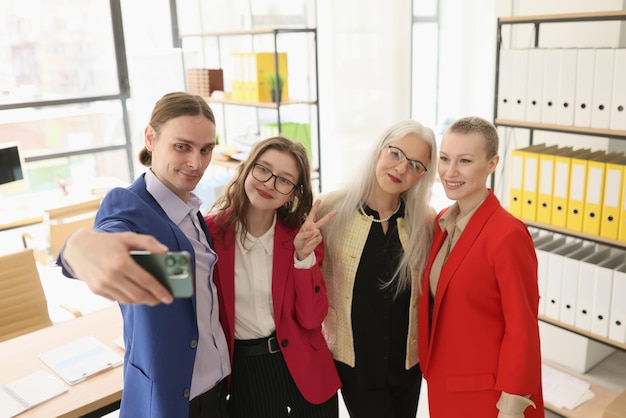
61;174;213;418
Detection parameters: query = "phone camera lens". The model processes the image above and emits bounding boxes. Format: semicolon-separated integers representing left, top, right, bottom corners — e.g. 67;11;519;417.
165;255;176;267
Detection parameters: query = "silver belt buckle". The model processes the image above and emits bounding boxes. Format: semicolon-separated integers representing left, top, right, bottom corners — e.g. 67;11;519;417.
267;337;279;354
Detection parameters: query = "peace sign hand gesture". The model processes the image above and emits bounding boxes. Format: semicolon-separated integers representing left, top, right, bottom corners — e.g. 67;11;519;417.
294;199;336;261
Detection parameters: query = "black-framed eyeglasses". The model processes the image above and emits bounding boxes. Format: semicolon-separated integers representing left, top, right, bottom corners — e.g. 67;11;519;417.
385;145;428;175
251;163;301;195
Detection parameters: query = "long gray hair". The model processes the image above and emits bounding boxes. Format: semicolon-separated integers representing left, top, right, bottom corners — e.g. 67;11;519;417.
322;119;437;295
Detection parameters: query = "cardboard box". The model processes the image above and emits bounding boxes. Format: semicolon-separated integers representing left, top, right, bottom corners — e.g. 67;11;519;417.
187;69;224;97
539;322;615;373
603;389;626;418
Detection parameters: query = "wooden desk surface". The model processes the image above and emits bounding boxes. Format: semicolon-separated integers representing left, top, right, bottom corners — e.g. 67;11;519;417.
0;305;123;418
0;212;44;231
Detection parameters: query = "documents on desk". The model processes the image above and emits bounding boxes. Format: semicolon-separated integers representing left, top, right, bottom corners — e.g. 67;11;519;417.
0;370;68;418
0;305;123;417
542;364;595;410
38;336;123;385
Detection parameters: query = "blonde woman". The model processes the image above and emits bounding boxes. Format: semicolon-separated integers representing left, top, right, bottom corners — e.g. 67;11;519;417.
418;117;543;417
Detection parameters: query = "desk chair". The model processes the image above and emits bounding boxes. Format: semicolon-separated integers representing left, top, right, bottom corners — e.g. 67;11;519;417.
0;248;53;342
44;196;102;261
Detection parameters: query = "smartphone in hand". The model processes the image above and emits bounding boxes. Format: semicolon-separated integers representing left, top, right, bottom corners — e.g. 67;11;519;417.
130;251;194;298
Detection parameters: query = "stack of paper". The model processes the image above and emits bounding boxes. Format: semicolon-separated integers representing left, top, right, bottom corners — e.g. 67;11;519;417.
0;370;68;418
39;336;123;385
542;364;595;410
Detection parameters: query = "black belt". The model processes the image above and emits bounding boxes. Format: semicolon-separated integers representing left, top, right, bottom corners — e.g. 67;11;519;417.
234;334;281;357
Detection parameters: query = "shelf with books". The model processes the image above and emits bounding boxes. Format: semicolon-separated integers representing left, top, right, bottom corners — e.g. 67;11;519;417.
538;314;626;352
494;11;626;416
180;27;321;191
205;94;317;109
526;220;626;250
494;119;626;141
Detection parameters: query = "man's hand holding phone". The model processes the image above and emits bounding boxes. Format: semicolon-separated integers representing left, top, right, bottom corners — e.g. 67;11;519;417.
130;251;194;298
64;229;175;305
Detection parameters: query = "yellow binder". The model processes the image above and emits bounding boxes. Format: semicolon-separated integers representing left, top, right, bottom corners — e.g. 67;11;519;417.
601;156;626;239
551;148;591;227
230;53;245;101
536;146;574;224
244;52;289;102
566;150;606;231
582;152;623;235
619;161;626;240
508;144;547;217
521;144;558;221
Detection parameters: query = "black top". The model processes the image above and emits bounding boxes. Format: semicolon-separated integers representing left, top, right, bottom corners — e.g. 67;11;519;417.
339;202;416;388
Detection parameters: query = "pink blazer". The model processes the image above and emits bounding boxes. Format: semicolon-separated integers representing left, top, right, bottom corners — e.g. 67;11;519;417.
205;212;341;404
418;191;544;417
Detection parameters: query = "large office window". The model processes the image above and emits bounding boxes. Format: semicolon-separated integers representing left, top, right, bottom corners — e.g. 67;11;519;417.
411;0;440;132
0;0;133;197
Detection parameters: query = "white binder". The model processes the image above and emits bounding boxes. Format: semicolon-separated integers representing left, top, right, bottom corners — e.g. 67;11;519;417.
574;48;596;128
545;241;584;320
541;48;561;125
557;48;578;126
497;48;514;120
609;261;626;344
610;48;626;131
591;48;615;129
591;252;624;337
560;245;596;326
575;248;611;332
533;234;555;246
525;48;545;123
511;49;529;121
536;237;567;316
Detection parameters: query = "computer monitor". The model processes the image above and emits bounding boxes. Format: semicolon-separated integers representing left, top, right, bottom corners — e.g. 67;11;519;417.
0;141;27;196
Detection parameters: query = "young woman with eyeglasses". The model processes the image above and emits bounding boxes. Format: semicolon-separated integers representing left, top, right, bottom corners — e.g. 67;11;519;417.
205;136;341;418
317;120;438;418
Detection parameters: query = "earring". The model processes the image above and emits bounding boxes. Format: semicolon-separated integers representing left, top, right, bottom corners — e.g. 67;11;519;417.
284;200;292;209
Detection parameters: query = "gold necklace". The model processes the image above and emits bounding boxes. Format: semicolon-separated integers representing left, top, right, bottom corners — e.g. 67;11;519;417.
358;200;402;223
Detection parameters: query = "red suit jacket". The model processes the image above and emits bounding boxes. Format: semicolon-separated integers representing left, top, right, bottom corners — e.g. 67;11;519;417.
205;212;341;404
418;191;544;417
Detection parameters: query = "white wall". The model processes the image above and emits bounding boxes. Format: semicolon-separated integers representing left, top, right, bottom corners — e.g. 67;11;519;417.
437;0;497;124
121;0;186;177
317;0;413;192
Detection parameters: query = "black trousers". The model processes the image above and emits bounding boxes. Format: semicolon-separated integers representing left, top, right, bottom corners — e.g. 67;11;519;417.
337;361;422;418
188;378;229;418
229;341;338;418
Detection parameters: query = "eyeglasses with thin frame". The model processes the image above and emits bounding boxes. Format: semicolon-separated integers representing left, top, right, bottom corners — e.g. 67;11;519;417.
385;145;428;175
251;163;301;195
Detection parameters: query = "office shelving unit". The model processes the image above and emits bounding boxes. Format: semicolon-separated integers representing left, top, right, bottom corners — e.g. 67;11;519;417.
493;11;626;417
179;28;321;190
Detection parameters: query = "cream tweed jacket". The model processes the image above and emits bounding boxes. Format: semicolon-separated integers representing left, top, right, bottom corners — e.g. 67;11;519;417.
319;196;419;370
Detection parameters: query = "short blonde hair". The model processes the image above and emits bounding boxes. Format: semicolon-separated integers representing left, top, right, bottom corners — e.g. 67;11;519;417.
446;116;499;159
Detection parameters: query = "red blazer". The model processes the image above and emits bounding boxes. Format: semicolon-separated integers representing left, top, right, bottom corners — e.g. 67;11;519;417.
205;212;341;404
418;191;544;417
